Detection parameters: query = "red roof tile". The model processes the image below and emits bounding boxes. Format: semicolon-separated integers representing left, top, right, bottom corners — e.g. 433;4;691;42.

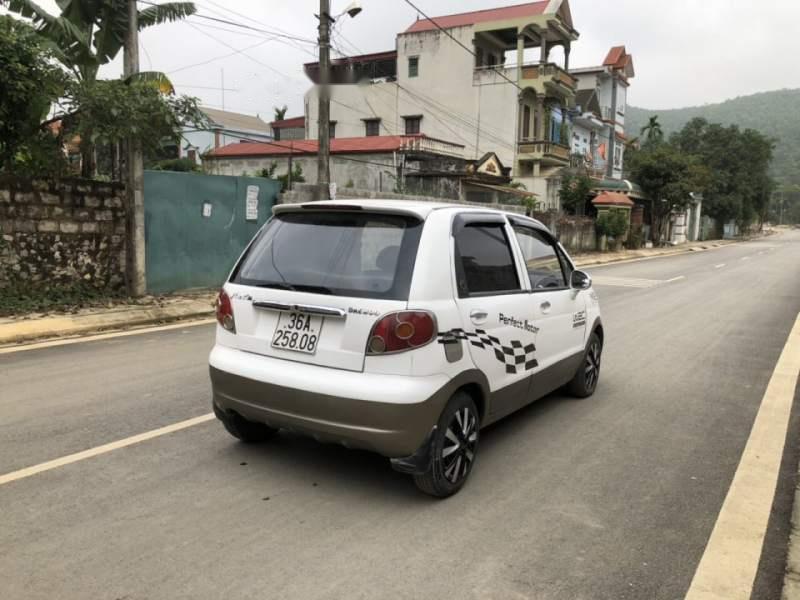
404;1;548;34
210;135;430;158
271;116;305;128
603;46;626;67
592;192;634;207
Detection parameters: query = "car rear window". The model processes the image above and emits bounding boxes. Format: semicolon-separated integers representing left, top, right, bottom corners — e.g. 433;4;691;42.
231;211;423;300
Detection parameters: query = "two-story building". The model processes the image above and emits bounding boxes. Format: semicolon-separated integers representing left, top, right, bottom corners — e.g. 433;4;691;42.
304;0;579;209
569;46;635;180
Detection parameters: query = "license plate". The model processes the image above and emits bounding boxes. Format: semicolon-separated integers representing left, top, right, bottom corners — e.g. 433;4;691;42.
271;312;323;355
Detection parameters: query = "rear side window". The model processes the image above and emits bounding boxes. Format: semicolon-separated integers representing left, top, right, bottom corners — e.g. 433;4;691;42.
454;223;520;296
512;226;567;290
232;212;423;300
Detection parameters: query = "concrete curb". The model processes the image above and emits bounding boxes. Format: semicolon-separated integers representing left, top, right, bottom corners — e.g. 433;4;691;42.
0;299;214;346
571;241;737;268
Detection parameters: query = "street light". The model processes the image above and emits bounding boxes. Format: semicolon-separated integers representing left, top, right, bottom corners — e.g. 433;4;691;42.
339;2;363;19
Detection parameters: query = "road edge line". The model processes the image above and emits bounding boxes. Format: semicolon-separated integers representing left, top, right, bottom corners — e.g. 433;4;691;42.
0;318;216;354
0;413;215;486
685;312;800;600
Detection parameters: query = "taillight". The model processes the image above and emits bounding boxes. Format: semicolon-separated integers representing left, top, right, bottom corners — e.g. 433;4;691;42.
367;311;436;355
215;289;236;332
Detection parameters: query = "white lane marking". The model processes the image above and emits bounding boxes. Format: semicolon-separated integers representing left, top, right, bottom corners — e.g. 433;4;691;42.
741;256;751;261
0;318;216;355
714;263;726;269
666;276;686;283
0;413;215;486
591;276;666;288
684;312;800;600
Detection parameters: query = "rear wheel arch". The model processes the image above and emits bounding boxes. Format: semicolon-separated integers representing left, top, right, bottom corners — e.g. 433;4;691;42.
592;320;604;347
458;382;487;422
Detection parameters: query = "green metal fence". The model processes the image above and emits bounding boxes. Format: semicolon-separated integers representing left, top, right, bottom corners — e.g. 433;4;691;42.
144;171;280;294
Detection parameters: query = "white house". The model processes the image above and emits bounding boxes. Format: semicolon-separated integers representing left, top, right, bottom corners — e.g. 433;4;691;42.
180;107;272;164
570;46;635;180
303;0;580;209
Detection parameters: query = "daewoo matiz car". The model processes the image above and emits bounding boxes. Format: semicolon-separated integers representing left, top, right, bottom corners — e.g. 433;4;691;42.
209;200;603;497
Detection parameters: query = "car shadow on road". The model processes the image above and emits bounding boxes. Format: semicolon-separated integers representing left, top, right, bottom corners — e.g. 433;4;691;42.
212;388;586;503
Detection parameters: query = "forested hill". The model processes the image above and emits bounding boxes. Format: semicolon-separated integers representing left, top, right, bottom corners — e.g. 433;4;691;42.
626;89;800;186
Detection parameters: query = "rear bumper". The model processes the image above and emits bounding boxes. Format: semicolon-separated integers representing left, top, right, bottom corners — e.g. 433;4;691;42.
209;345;451;457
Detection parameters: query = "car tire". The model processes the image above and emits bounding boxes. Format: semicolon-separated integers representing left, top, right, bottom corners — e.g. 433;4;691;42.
413;391;480;498
219;411;278;444
566;332;602;398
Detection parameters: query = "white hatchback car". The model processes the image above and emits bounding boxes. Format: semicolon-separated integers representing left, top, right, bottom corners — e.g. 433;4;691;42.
210;200;602;497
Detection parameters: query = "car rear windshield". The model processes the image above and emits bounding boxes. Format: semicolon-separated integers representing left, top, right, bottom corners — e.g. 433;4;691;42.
231;211;424;300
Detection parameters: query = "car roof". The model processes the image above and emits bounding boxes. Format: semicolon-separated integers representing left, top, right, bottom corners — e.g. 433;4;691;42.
273;199;548;229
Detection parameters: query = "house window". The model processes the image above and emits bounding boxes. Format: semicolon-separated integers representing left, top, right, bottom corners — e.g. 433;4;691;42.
188;149;197;163
364;119;381;137
487;53;496;68
274;128;281;141
329;121;337;139
408;56;419;78
614;141;623;169
522;105;531;140
404;116;422;135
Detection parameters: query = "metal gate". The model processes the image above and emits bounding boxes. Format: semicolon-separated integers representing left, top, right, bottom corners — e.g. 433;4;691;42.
144;171;280;294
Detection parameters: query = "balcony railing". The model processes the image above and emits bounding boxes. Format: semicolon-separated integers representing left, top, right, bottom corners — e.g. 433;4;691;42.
473;62;577;92
518;139;571;163
519;63;577;91
400;135;464;158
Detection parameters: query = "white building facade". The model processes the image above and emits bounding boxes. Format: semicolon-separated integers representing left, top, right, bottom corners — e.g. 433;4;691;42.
304;0;580;209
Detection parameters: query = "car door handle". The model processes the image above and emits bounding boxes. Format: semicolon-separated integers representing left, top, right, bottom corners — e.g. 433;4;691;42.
540;301;551;314
470;309;488;324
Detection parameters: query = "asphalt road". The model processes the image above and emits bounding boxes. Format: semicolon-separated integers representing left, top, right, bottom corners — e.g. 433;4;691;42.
2;231;800;600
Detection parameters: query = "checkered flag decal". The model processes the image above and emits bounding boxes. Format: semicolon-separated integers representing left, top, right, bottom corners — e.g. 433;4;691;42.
439;328;538;374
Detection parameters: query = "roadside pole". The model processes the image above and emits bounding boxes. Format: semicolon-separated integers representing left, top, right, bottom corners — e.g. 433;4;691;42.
124;0;146;296
316;0;332;200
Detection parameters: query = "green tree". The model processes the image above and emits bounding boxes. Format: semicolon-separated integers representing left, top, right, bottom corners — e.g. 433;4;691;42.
640;115;664;145
3;0;196;176
672;118;774;233
559;169;593;215
627;143;708;242
0;16;67;172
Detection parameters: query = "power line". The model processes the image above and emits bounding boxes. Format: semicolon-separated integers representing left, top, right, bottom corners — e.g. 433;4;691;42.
400;0;523;93
137;0;317;45
166;38;274;75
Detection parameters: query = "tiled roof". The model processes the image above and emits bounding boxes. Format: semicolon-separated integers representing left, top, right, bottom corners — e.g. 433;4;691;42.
603;46;626;67
200;107;271;135
404;1;549;33
271;116;305;129
592;191;635;207
210;135;427;157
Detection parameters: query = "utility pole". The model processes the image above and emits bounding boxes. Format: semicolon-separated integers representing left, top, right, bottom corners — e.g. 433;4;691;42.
124;0;146;296
316;0;332;200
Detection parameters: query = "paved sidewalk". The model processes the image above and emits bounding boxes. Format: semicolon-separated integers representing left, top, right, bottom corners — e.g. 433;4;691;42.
571;239;736;267
0;292;215;346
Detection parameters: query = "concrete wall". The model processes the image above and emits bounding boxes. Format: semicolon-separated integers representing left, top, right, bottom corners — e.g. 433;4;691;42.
206;153;399;192
0;177;127;293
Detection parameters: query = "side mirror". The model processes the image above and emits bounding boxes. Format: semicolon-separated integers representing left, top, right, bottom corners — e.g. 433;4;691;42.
570;270;592;290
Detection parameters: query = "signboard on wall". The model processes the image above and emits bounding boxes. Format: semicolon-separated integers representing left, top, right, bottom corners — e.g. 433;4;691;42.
245;185;259;221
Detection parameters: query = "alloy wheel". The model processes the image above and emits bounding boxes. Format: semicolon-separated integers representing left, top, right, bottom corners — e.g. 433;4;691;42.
585;340;601;390
441;406;478;484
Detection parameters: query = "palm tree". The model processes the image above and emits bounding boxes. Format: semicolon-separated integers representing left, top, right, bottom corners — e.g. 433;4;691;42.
3;0;196;175
274;105;289;121
640;116;664;144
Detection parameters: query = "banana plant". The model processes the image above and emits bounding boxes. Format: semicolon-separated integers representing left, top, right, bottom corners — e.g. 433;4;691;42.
3;0;196;83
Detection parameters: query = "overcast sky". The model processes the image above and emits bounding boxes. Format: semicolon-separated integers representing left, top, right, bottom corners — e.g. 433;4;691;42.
11;0;800;118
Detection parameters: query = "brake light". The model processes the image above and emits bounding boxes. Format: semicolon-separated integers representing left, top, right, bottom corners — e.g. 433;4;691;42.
367;311;436;355
215;289;236;332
